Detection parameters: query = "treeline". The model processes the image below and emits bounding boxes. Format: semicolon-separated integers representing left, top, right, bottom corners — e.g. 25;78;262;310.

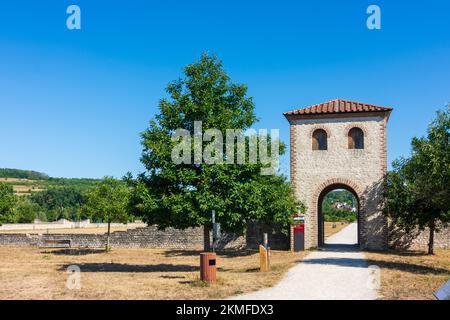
0;168;49;180
0;168;105;223
0;185;86;223
0;178;128;224
42;178;100;191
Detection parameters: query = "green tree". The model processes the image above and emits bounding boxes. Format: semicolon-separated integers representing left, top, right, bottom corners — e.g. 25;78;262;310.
384;105;450;254
82;177;131;251
129;53;303;249
0;182;17;224
15;198;40;223
31;187;86;221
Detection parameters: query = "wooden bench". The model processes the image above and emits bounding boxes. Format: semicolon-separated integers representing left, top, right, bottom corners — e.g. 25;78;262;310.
40;239;72;248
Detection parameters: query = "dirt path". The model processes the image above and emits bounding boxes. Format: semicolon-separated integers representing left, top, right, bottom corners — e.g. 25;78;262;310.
233;223;379;300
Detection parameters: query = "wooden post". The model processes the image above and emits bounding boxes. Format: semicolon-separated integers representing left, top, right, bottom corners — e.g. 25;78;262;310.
259;245;269;272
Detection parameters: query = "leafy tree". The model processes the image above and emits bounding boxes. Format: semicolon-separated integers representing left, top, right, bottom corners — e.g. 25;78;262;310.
0;182;17;224
15;198;40;223
82;177;131;251
129;53;303;249
384;105;450;254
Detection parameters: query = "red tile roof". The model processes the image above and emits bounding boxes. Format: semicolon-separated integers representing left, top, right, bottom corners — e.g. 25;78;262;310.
283;99;393;116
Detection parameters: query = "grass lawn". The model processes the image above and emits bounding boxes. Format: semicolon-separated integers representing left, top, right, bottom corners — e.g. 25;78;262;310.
365;249;450;300
0;247;307;300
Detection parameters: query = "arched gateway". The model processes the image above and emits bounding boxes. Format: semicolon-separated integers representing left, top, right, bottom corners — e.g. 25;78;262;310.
284;99;393;250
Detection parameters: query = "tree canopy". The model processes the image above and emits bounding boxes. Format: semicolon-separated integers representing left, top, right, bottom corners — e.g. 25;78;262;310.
82;177;132;251
30;187;86;221
82;177;131;224
129;53;303;237
0;168;49;180
0;182;17;224
384;105;450;254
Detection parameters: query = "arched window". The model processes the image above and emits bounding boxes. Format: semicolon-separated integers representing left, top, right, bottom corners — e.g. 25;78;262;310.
348;127;364;149
312;129;327;150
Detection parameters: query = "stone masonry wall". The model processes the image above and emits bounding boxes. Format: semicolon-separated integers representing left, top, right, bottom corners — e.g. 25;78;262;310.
389;224;450;250
0;223;289;250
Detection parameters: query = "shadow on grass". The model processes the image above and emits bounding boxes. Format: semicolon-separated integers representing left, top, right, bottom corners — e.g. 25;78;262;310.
160;275;186;279
58;263;199;273
365;259;450;275
302;256;449;275
162;249;257;258
42;249;106;256
366;249;431;257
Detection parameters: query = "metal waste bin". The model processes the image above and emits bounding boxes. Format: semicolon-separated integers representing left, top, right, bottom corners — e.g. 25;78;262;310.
200;252;217;283
293;223;305;252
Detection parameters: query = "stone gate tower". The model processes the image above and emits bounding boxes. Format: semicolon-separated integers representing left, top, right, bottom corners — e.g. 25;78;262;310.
284;99;393;250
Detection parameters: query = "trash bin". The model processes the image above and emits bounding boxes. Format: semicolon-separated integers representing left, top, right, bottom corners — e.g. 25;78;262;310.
293;223;304;252
200;252;217;283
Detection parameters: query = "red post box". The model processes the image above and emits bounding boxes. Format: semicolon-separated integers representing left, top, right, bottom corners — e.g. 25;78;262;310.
293;223;305;251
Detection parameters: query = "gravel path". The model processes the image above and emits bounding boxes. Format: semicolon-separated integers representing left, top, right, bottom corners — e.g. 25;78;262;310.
233;223;379;300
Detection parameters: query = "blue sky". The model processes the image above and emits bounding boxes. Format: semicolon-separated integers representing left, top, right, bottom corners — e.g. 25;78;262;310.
0;0;449;178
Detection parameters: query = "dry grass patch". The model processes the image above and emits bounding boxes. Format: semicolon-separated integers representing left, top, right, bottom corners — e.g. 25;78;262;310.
365;249;450;300
324;221;350;238
0;246;306;300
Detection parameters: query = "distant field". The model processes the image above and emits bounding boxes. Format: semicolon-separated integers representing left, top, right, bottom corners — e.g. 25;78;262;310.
0;178;44;196
0;176;99;196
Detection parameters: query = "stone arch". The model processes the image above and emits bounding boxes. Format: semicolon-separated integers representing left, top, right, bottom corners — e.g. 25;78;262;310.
308;125;332;139
312;129;328;150
343;123;369;138
344;124;369;149
311;178;365;247
348;127;365;149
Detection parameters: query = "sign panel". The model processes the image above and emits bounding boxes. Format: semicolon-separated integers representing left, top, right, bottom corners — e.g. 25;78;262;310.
434;280;450;300
212;223;221;239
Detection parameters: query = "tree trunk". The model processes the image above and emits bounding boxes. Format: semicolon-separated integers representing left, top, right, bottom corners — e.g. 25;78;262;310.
203;225;211;252
106;220;111;252
428;221;435;255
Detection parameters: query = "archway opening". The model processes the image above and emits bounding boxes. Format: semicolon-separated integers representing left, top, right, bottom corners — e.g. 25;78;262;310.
318;184;359;247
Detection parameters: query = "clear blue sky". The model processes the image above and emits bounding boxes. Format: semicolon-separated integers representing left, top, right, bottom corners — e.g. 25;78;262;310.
0;0;449;178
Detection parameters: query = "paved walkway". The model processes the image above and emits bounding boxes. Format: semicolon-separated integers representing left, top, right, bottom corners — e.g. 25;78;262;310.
234;223;379;300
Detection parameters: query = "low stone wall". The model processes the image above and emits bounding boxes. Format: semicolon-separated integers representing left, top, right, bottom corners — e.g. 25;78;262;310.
2;222;448;251
0;220;145;231
389;224;450;250
0;223;289;250
0;226;204;249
